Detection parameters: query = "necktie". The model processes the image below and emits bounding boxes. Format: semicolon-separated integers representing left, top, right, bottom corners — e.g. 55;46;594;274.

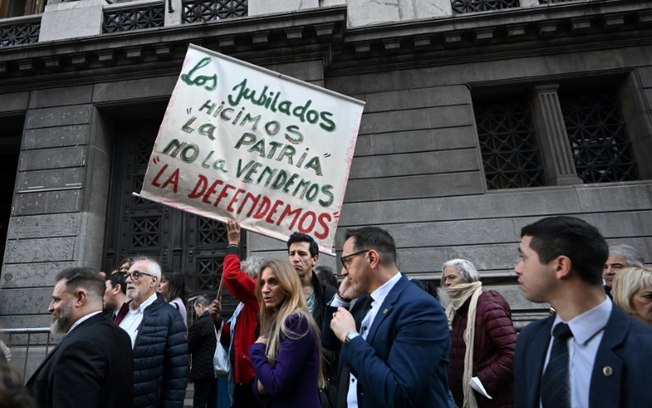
354;296;374;333
541;322;573;408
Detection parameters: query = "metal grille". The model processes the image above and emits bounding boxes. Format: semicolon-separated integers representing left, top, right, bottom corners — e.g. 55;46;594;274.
196;256;238;312
451;0;519;14
131;216;161;248
198;218;227;246
560;91;638;183
182;0;248;24
103;4;164;33
475;97;545;189
0;21;40;48
197;257;222;291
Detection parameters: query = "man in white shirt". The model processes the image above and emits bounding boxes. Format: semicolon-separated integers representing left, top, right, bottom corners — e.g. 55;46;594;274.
120;256;188;408
514;216;652;408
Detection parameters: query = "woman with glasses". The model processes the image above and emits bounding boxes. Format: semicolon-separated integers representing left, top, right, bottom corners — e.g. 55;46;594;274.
159;270;188;328
249;259;323;408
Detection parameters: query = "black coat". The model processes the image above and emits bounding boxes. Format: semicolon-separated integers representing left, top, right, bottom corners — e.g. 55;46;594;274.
188;313;217;381
27;312;133;408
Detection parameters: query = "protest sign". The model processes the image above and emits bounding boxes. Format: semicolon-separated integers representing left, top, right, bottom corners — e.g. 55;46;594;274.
136;44;365;254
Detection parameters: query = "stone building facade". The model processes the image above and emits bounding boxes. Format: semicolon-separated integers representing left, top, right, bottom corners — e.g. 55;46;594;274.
1;0;651;329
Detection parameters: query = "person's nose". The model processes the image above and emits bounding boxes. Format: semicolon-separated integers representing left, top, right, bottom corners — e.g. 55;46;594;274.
48;302;55;314
514;262;523;275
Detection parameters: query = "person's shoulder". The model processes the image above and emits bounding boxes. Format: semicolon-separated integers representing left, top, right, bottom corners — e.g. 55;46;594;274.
400;276;439;305
519;316;552;340
478;290;511;310
284;311;313;332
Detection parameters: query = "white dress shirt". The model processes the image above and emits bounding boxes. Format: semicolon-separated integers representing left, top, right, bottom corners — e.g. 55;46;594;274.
119;292;158;348
542;297;612;408
347;272;402;408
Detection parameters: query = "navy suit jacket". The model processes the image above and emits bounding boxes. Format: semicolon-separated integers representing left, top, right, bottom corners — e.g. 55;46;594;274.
515;305;652;408
323;275;450;408
27;312;133;408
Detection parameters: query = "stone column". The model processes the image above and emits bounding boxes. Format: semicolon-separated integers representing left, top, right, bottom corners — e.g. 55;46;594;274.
529;84;583;185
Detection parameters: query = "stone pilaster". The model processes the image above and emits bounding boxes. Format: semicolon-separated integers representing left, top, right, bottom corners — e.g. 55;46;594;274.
529;84;583;185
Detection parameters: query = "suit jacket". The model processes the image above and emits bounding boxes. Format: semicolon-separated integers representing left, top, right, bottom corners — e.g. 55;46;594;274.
323;274;450;408
27;312;133;408
515;305;652;408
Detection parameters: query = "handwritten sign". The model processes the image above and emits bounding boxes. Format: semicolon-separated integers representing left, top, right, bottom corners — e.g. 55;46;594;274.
136;44;365;254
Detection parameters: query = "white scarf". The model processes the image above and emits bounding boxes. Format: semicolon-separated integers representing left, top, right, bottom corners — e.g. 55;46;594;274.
445;281;483;408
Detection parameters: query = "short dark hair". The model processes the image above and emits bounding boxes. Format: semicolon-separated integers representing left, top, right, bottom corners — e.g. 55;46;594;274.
521;216;608;285
287;232;319;258
344;227;397;266
315;265;338;288
107;272;127;295
55;267;105;299
162;270;186;302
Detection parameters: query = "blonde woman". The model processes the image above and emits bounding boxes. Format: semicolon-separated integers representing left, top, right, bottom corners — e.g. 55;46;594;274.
249;259;323;408
612;266;652;326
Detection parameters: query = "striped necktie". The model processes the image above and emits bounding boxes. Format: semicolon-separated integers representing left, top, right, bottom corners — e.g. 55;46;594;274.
541;322;573;408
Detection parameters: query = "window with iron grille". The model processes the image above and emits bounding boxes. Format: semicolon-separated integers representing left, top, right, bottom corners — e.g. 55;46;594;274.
474;82;640;190
103;4;164;33
451;0;519;15
475;96;545;190
559;90;638;183
182;0;247;24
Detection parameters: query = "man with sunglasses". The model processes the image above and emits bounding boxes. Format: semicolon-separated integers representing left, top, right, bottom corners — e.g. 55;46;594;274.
324;227;450;408
27;267;133;407
119;256;188;408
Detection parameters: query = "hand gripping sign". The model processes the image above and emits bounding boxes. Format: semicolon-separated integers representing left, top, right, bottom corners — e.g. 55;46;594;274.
136;44;365;254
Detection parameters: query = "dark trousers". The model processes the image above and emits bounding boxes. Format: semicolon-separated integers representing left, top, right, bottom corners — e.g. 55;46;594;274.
233;381;261;408
193;378;217;408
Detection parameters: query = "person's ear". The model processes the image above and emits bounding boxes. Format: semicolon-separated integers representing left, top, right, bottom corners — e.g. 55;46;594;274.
367;250;379;268
75;289;87;307
555;256;572;279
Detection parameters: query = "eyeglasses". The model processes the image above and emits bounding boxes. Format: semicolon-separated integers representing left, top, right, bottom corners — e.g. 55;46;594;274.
340;250;369;270
127;270;156;280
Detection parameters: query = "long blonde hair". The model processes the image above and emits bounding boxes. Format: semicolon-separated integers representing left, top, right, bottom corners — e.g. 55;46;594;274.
255;259;324;387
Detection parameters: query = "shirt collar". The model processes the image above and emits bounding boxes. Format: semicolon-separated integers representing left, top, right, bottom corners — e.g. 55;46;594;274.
130;292;158;313
68;310;102;333
370;271;402;306
553;296;612;345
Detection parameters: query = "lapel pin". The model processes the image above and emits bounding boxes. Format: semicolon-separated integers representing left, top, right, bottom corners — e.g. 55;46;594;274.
383;308;388;315
602;366;613;376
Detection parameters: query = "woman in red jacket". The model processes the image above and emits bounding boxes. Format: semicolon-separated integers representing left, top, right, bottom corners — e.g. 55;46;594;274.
442;258;516;408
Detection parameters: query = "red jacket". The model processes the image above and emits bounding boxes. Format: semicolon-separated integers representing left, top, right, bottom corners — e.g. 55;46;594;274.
448;290;516;408
222;247;259;385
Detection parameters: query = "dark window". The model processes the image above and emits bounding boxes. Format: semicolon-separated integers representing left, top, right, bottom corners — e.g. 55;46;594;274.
451;0;519;15
559;90;638;183
182;0;248;24
475;97;545;190
0;0;45;18
102;4;164;33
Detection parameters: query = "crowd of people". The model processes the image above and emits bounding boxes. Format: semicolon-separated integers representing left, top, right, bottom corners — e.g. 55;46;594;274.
1;215;652;408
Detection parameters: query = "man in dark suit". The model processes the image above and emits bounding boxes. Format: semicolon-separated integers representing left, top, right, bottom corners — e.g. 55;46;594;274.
324;226;450;408
514;216;652;408
27;267;133;407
